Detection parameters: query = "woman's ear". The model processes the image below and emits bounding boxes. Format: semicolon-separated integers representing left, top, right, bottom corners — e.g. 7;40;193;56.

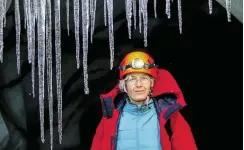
124;83;128;93
150;78;154;87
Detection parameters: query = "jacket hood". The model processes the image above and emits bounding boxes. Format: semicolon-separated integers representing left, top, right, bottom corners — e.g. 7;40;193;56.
100;69;186;108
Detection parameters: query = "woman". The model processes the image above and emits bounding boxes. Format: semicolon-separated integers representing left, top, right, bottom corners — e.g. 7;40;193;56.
91;51;197;150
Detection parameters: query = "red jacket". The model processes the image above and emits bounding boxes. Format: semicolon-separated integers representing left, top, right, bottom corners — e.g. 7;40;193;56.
91;69;198;150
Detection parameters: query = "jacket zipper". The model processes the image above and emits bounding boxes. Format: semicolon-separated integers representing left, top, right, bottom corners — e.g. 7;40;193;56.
153;99;164;150
111;111;122;150
111;136;115;150
154;98;183;150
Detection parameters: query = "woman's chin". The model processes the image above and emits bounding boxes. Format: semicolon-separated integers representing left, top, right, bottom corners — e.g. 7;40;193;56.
133;96;148;102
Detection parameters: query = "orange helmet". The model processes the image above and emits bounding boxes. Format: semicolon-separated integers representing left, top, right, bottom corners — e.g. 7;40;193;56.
119;51;158;79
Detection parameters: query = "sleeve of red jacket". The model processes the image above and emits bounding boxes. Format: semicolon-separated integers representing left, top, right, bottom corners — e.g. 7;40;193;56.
170;111;198;150
91;118;104;150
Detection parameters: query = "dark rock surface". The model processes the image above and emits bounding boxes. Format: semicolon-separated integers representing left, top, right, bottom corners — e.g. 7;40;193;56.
0;0;242;150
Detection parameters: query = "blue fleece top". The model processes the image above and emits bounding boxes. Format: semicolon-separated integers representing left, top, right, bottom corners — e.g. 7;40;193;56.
116;98;162;150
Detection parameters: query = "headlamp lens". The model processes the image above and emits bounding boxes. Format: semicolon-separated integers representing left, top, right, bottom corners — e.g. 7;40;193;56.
132;58;144;69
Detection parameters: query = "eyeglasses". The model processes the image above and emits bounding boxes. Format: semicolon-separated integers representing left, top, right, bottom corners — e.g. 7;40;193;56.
126;76;150;84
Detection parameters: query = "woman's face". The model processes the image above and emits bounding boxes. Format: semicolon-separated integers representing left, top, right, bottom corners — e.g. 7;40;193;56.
125;73;154;104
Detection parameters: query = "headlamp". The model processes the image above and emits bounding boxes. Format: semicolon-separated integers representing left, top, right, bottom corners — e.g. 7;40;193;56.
119;58;157;71
131;58;144;69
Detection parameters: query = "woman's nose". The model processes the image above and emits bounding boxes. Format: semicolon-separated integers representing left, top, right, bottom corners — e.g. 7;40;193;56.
135;80;142;86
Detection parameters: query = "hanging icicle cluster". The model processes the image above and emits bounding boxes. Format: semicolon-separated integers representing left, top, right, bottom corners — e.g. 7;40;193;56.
73;0;97;94
0;0;232;149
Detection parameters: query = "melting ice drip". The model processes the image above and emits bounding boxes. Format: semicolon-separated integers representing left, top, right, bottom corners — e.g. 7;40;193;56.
0;0;233;149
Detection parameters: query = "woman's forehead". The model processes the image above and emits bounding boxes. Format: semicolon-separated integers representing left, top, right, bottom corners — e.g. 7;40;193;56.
127;72;149;77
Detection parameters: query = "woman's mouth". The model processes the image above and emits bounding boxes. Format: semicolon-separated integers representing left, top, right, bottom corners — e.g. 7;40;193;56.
134;90;144;93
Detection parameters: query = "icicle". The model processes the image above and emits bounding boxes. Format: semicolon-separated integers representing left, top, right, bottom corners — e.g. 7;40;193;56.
31;0;36;98
82;0;90;94
0;0;4;63
132;0;136;30
15;0;21;74
24;0;28;29
154;0;157;18
125;0;132;39
208;0;212;14
46;0;53;149
104;0;107;26
34;0;38;21
142;0;148;47
90;0;93;38
3;0;6;27
177;0;182;34
225;0;231;22
139;0;142;33
54;0;63;144
107;0;114;70
37;0;46;143
166;0;171;19
74;0;80;69
90;0;97;43
66;0;70;36
27;0;32;64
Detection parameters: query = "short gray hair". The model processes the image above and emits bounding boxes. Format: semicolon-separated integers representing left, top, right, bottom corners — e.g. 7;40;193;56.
119;74;154;93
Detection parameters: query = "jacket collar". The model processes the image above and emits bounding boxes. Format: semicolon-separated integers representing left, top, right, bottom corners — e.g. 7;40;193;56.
113;92;179;112
100;69;187;118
